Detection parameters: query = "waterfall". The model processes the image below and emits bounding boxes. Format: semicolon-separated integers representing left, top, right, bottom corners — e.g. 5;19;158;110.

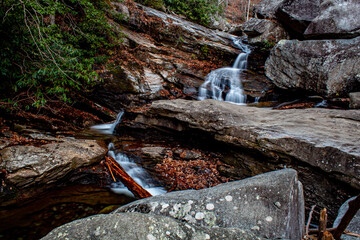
198;37;251;104
108;143;166;196
90;110;124;134
91;112;165;196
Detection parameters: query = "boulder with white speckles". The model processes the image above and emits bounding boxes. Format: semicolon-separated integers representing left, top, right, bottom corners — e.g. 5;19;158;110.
115;169;304;240
41;212;266;240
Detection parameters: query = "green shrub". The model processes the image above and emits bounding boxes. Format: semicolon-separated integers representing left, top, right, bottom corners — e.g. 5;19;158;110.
0;0;121;109
164;0;223;26
136;0;165;11
136;0;223;27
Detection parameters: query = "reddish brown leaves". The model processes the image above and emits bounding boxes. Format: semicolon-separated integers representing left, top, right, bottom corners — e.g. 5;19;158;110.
155;149;229;191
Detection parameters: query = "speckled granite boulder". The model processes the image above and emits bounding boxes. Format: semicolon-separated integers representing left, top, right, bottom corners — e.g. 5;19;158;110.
41;213;265;240
115;169;304;240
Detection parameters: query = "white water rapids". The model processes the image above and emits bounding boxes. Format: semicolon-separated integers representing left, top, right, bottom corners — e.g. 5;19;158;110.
198;38;251;104
91;112;166;197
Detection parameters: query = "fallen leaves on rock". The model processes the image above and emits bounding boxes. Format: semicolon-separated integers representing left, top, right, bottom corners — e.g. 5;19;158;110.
155;149;230;191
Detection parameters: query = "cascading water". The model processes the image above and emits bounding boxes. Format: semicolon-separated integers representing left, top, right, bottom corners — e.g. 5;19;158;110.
90;110;124;134
198;37;251;104
91;112;166;196
108;143;166;196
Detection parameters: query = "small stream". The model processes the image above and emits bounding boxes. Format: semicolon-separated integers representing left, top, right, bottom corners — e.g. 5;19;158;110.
91;114;166;196
0;36;354;240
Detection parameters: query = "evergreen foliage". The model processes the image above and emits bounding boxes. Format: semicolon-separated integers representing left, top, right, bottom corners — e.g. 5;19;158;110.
0;0;121;109
137;0;224;27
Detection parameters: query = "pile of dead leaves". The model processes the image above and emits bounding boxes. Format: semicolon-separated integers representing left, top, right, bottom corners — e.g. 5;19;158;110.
155;149;230;191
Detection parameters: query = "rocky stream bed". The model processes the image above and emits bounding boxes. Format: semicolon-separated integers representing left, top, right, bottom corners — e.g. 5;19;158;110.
1;0;360;239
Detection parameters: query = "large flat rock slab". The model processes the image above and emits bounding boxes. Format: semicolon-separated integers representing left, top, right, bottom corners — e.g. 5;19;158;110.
132;99;360;189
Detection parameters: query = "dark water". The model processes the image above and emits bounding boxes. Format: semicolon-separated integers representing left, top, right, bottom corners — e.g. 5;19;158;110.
0;96;354;240
0;185;134;240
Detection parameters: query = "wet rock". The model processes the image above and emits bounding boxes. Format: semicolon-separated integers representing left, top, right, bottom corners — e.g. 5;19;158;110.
132;99;360;190
275;0;320;38
304;0;360;39
333;196;360;240
242;18;289;44
41;212;264;240
253;0;286;19
350;92;360;109
141;147;166;161
0;136;106;188
115;169;304;240
228;24;243;36
93;1;240;110
265;37;360;98
173;149;202;160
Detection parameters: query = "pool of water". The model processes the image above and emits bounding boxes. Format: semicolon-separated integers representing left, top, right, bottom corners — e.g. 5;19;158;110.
0;185;134;240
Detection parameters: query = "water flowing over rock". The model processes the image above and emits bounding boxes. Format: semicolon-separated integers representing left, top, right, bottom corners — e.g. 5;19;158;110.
115;169;304;240
90;113;165;196
41;212;264;240
131;99;360;190
265;37;360;98
0;136;106;189
90;111;124;134
198;39;250;104
242;18;290;44
93;1;240;110
108;144;166;196
304;0;360;39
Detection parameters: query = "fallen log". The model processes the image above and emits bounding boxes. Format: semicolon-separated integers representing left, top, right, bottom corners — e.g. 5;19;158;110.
105;156;152;199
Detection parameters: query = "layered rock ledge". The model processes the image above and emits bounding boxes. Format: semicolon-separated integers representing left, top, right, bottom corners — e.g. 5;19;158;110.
0;135;107;190
130;99;360;189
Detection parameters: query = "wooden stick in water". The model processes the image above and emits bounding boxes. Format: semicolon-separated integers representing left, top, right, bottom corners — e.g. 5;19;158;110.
105;156;152;199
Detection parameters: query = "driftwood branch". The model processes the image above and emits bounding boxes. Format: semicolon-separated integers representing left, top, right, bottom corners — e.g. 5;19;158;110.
105;156;152;199
306;205;317;236
333;195;360;240
318;208;328;239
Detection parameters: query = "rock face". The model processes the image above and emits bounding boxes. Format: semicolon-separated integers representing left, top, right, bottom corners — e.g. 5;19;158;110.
275;0;320;37
131;99;360;190
333;196;360;240
350;92;360;109
242;18;289;44
265;37;360;98
304;0;360;39
94;1;240;110
0;136;106;188
115;169;304;240
41;212;264;240
253;0;286;19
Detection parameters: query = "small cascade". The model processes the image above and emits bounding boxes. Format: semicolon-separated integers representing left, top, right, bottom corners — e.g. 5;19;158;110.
108;143;166;196
90;112;165;196
198;37;251;104
90;111;124;134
